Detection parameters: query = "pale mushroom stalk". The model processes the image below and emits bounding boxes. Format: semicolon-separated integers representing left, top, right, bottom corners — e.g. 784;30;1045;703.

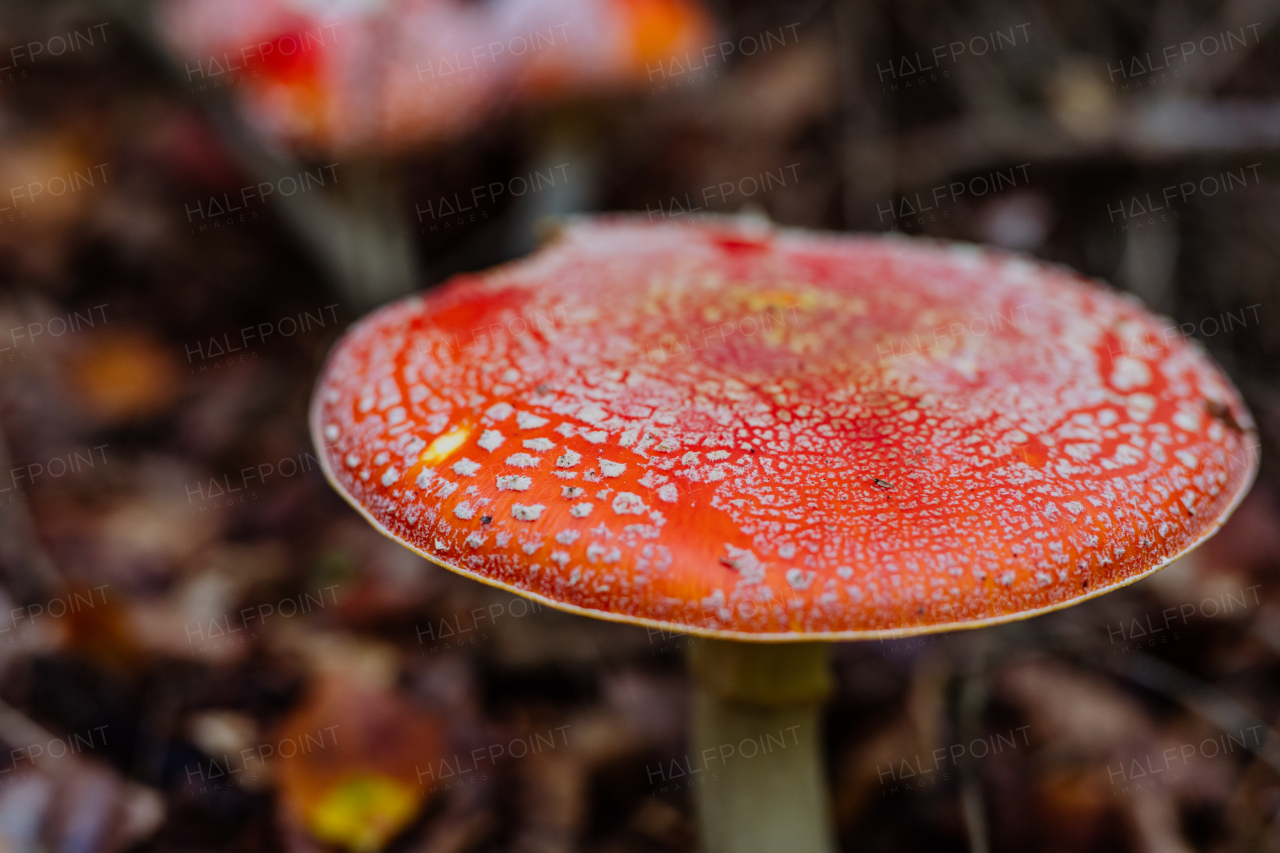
689;640;836;853
310;158;417;307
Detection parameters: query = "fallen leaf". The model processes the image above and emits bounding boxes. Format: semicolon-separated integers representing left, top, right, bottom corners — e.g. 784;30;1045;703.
274;673;445;852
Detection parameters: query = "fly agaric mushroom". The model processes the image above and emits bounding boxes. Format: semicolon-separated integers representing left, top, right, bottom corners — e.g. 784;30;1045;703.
311;217;1257;852
160;0;714;154
159;0;713;306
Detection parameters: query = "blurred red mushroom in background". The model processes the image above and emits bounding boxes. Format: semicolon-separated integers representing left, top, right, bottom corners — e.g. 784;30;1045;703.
159;0;714;154
153;0;714;306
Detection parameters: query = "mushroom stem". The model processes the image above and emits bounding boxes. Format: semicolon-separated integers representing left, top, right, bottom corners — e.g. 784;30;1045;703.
688;639;836;853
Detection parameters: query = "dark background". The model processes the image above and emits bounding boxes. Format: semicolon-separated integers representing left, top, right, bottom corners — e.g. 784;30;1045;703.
0;0;1278;850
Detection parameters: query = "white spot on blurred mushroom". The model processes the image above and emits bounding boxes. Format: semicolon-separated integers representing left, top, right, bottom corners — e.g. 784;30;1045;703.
1065;443;1100;461
425;413;449;434
786;568;815;590
416;468;436;488
551;551;570;566
556;530;580;545
612;492;647;515
512;504;545;521
620;429;638;447
836;566;853;580
478;430;505;452
562;486;584;498
497;475;532;491
707;450;730;461
436;481;458;498
720;546;765;584
702;588;726;611
778;543;796;559
1065;501;1084;515
658;484;678;503
345;453;360;468
600;460;626;477
466;532;485;548
387;407;407;425
453;458;481;476
587;543;622;563
1175;450;1199;469
1110;356;1152;391
1114;444;1143;466
1126;393;1157;422
377;387;401;410
506;453;541;468
374;452;390;466
557;450;582;468
681;452;700;465
524;438;555;451
380;467;400;487
570;502;593;518
485;402;514;421
1005;430;1027;444
434;539;449;551
517;411;549;429
455;501;476;520
585;431;608;444
324;424;340;442
577;405;607;424
655;438;678;452
999;571;1016;586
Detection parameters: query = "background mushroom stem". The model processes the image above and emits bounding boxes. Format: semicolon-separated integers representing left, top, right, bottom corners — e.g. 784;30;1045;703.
688;639;836;853
296;158;418;309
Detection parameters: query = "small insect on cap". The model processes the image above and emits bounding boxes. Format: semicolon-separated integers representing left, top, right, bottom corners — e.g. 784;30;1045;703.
311;216;1257;640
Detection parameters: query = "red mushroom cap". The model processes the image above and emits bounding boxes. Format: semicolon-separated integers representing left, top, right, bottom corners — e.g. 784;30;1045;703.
160;0;715;154
311;217;1258;639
